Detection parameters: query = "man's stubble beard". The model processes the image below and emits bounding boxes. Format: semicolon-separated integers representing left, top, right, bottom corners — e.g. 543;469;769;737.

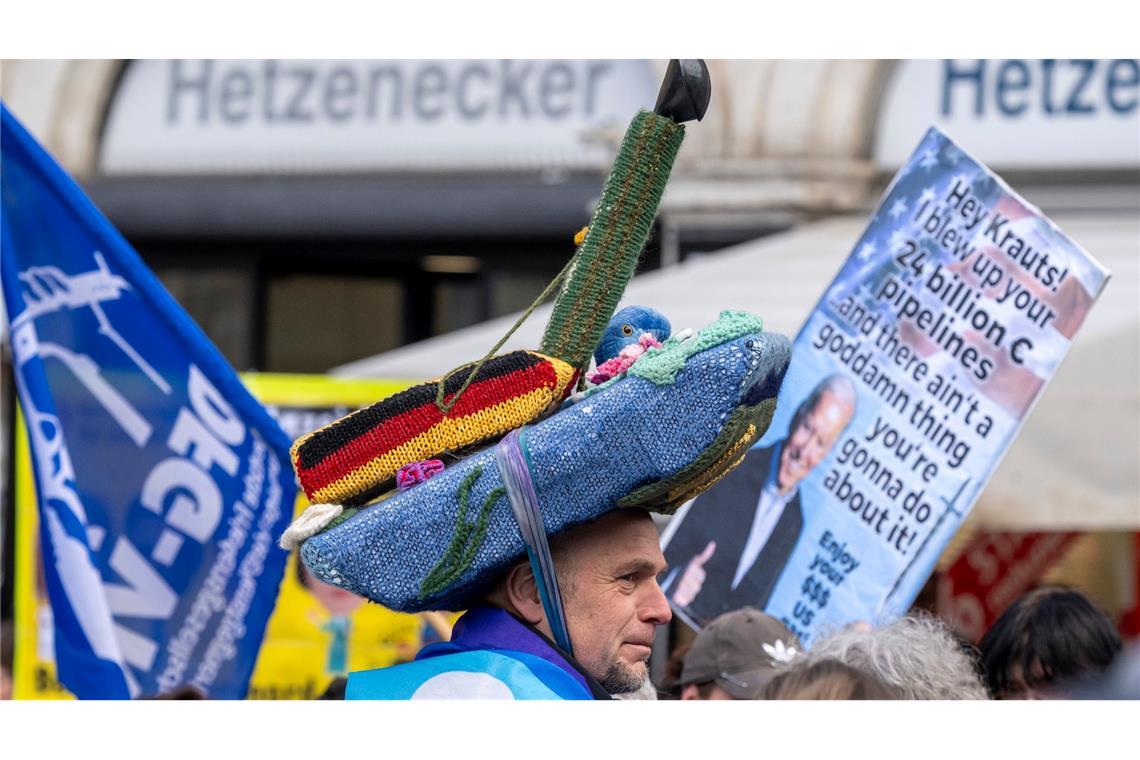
599;656;649;695
558;573;648;695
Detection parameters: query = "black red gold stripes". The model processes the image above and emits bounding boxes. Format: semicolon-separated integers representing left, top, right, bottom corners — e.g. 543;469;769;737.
291;351;576;506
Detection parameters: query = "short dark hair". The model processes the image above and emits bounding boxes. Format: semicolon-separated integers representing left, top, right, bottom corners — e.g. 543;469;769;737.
979;586;1122;698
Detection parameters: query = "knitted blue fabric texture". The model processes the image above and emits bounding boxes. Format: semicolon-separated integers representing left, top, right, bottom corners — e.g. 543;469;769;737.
300;311;787;612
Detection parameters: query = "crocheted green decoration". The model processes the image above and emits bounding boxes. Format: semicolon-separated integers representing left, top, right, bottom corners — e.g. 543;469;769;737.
618;398;777;514
418;466;505;600
629;310;764;386
539;111;686;373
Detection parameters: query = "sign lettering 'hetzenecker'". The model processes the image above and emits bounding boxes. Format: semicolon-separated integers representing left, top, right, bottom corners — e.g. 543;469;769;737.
940;59;1140;118
875;59;1140;169
165;59;618;125
662;126;1109;644
99;60;659;174
1;103;297;699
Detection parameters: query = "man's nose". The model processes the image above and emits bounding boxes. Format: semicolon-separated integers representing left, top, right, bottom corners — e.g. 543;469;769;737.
640;579;673;626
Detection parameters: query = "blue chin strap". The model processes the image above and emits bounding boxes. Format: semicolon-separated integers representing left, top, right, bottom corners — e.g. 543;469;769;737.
494;428;574;655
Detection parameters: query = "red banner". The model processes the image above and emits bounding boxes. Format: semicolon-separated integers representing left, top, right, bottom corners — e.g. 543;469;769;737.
1119;533;1140;637
937;531;1080;642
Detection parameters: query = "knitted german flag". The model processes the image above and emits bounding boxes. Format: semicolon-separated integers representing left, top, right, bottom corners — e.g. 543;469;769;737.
292;351;577;507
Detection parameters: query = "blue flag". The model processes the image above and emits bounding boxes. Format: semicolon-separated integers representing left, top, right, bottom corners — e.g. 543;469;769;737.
1;103;297;698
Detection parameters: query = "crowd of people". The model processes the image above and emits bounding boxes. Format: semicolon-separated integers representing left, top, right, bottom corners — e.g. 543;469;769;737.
649;586;1131;700
3;518;1133;701
300;497;1133;701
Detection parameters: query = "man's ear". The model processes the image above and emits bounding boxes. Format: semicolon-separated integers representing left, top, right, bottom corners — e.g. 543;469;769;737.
503;561;545;627
680;683;701;701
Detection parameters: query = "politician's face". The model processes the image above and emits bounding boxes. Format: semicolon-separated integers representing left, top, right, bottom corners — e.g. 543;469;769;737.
777;391;852;493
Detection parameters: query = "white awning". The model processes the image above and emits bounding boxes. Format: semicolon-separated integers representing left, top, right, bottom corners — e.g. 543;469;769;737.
335;212;1140;531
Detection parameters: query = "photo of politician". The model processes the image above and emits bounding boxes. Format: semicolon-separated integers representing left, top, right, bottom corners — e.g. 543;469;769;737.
662;374;857;628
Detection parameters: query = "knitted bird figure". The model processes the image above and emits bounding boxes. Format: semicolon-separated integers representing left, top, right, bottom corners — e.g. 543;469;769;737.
587;305;672;385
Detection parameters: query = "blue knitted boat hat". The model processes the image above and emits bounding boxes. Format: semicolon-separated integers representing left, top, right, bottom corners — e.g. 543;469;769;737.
281;61;793;615
290;311;790;612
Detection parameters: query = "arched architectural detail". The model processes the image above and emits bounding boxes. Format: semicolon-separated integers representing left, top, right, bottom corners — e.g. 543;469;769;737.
44;59;125;176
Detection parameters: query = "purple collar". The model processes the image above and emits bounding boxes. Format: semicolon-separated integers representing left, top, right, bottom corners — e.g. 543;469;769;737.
419;606;604;697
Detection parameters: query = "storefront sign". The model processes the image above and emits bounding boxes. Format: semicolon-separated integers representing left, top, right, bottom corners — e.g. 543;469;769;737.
874;59;1140;169
99;60;658;174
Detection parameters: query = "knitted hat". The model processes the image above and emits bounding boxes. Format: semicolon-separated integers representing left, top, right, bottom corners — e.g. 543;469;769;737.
297;312;790;612
282;60;792;613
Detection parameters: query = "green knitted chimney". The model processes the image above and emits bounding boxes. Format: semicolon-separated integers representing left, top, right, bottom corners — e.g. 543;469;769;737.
539;110;686;372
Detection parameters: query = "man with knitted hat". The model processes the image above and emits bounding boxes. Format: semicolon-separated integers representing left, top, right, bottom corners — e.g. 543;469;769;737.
279;61;793;700
347;508;670;699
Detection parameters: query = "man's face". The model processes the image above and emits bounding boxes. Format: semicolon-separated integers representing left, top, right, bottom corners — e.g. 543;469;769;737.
555;510;672;694
777;390;853;494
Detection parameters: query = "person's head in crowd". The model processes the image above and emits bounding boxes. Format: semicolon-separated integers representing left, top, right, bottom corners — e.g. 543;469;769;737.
761;658;900;700
805;614;988;699
661;641;693;698
979;586;1123;699
778;374;857;496
486;508;671;695
677;607;801;700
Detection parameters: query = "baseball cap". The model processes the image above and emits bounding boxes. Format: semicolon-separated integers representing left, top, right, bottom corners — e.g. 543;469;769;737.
679;607;802;699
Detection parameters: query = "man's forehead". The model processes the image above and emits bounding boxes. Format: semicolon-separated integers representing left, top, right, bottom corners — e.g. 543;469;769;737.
568;511;665;565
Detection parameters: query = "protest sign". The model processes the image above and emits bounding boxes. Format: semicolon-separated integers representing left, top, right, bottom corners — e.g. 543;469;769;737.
11;373;440;700
2;103;296;698
661;126;1110;644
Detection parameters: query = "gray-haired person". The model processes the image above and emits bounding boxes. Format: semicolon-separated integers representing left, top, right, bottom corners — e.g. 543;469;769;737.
801;614;989;700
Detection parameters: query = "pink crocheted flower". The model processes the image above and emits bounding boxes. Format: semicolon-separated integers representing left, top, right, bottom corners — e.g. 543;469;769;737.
586;333;663;384
396;459;446;491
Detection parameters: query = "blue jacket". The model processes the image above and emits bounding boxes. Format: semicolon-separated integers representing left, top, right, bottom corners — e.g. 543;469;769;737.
346;606;611;700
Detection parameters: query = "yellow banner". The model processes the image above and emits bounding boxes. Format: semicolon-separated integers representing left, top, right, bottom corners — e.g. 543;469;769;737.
12;372;451;700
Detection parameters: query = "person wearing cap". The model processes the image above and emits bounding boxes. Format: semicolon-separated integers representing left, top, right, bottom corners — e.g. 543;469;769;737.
678;607;801;700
